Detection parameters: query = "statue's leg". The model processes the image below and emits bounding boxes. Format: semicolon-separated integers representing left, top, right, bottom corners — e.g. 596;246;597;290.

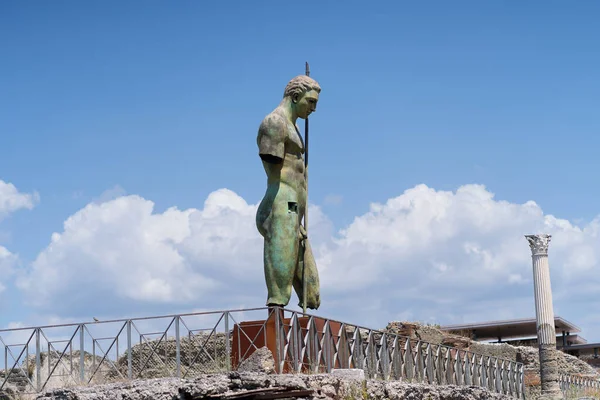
293;238;321;310
263;199;301;307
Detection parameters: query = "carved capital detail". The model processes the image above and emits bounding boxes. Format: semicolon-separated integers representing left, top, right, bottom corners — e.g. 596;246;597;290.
525;234;552;256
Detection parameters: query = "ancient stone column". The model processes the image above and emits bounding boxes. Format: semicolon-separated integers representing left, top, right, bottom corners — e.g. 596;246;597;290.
525;234;561;398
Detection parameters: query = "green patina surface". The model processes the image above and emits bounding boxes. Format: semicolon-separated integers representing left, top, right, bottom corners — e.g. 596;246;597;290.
256;75;321;310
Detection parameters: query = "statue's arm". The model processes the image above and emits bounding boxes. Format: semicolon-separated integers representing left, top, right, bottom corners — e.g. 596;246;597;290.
258;116;286;164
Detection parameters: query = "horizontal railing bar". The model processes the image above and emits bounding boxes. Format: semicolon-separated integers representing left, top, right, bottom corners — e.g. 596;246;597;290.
0;307;270;333
189;329;214;334
0;306;524;364
140;331;170;337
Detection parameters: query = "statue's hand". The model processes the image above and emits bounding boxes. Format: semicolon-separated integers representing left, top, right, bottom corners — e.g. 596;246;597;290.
299;224;308;240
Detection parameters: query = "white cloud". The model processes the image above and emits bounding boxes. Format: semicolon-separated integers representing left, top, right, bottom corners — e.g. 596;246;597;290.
0;180;39;294
18;191;236;311
0;180;39;220
0;246;19;293
15;183;600;341
316;184;600;336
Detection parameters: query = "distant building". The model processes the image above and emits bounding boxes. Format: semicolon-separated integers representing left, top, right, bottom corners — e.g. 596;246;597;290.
440;316;599;360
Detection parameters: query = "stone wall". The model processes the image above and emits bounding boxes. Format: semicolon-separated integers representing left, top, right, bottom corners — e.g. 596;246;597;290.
109;332;229;380
35;371;516;400
0;350;112;399
0;368;29;400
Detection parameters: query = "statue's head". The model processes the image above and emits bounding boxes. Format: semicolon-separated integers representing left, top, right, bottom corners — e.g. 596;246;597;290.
284;75;321;119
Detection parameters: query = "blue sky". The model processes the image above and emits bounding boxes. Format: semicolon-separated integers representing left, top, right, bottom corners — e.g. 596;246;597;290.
1;1;600;343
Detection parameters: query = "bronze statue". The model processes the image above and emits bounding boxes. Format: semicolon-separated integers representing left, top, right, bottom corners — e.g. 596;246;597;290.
256;75;321;310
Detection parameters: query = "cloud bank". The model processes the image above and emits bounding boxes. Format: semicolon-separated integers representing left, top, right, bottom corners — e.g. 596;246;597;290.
14;184;600;339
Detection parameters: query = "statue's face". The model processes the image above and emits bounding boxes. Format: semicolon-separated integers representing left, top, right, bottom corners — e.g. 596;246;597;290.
294;89;319;119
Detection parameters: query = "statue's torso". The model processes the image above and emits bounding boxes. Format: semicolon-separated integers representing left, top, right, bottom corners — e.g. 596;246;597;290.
258;111;307;216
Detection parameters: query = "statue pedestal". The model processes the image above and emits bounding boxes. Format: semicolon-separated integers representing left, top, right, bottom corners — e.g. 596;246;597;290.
231;310;341;373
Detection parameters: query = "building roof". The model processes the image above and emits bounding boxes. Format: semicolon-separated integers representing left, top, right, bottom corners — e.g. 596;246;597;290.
558;342;600;351
439;316;581;341
557;334;588;345
501;334;587;345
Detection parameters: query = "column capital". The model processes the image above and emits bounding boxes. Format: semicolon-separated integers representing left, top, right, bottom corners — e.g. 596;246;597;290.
525;234;552;256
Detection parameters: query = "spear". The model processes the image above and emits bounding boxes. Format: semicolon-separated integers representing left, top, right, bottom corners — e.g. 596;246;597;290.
302;62;310;315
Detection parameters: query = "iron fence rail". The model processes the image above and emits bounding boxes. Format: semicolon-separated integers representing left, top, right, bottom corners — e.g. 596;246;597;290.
559;374;600;398
274;309;524;398
0;307;525;399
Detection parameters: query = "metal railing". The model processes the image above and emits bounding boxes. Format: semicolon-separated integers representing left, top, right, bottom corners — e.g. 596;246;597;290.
272;308;524;398
559;374;600;399
0;307;525;398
